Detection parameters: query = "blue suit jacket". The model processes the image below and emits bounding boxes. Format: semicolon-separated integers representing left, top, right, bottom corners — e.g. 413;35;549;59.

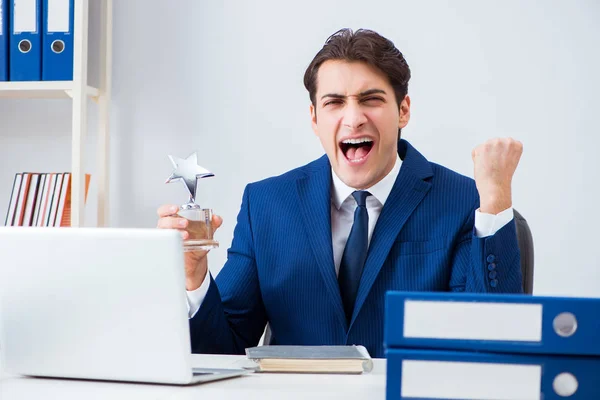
190;140;523;357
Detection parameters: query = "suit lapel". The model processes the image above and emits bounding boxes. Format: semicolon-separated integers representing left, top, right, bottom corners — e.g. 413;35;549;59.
350;140;434;326
296;156;348;331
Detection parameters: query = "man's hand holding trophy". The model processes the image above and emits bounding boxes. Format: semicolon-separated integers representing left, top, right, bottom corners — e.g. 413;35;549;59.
156;152;221;290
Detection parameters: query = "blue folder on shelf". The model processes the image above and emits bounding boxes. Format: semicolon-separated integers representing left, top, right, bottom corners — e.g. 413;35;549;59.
386;348;600;400
42;0;73;80
384;291;600;356
0;0;8;80
9;0;41;81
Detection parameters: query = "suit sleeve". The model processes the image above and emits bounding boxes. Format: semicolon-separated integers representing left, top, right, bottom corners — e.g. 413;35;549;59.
188;185;267;354
448;200;524;293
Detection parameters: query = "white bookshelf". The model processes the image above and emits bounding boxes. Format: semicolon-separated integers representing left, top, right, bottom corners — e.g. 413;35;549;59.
0;81;100;99
0;0;113;227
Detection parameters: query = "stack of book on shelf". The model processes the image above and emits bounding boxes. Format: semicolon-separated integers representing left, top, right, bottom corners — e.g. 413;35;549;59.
4;172;90;227
384;291;600;400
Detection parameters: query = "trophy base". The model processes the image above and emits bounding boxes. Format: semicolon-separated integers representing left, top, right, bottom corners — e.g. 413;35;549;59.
183;239;219;252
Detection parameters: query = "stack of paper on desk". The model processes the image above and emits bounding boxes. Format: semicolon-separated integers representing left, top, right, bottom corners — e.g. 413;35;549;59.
384;291;600;399
245;345;373;374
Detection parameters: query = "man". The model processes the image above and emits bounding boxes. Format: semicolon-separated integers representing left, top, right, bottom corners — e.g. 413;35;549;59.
157;28;524;358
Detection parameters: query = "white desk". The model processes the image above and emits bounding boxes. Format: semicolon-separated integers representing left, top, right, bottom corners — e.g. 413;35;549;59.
0;354;387;400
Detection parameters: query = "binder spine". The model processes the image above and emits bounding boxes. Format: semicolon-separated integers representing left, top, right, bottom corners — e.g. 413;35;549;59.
9;0;42;81
386;348;600;400
0;0;8;80
385;292;600;356
42;0;73;80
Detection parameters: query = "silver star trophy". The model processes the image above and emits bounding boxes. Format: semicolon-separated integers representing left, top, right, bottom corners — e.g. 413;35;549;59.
165;152;219;252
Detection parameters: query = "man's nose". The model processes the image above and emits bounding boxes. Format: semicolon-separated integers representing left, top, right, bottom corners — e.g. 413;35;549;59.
342;101;367;130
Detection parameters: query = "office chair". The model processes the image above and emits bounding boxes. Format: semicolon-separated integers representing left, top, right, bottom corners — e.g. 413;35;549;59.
514;209;534;294
262;209;535;345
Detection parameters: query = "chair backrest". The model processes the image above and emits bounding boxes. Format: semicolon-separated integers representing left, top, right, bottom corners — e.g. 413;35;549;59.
514;209;535;294
262;209;535;344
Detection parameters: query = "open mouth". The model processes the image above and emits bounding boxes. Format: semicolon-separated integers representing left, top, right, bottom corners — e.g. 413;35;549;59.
340;138;374;164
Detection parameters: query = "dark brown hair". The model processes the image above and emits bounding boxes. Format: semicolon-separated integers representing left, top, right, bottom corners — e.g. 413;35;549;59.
303;28;411;109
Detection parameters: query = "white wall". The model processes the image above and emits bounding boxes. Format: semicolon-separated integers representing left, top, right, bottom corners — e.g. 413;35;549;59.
1;0;599;297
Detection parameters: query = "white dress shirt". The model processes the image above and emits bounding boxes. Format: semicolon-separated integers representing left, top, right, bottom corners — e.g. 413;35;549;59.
185;154;514;318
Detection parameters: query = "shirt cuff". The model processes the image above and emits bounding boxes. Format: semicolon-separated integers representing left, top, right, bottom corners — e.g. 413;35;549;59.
186;272;211;319
474;207;514;238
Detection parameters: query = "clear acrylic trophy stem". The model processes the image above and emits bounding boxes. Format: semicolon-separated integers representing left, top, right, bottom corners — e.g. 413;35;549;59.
177;202;219;252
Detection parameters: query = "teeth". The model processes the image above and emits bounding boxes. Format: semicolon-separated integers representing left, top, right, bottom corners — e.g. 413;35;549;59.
342;138;373;144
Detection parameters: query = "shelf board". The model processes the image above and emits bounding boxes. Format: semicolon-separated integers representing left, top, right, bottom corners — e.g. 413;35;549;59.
0;81;100;100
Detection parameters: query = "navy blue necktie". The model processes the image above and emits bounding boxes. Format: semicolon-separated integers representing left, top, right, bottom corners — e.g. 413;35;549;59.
338;190;371;323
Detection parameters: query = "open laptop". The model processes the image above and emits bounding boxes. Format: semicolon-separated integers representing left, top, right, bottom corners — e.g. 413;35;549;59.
0;227;248;385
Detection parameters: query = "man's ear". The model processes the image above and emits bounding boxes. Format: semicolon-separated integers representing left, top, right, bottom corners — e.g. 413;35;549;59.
398;95;411;129
310;103;318;136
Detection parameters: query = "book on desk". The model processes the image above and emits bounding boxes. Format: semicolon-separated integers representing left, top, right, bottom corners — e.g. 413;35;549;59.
245;345;374;374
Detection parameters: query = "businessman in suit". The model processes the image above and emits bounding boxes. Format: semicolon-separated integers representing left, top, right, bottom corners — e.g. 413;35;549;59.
157;28;524;358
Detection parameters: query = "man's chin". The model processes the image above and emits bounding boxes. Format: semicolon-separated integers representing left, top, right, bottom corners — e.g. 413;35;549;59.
332;159;382;189
336;171;373;190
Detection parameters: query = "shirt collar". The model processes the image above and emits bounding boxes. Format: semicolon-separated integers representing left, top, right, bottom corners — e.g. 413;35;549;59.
331;154;402;209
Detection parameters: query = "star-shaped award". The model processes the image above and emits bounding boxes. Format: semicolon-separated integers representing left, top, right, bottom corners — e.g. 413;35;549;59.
165;152;214;204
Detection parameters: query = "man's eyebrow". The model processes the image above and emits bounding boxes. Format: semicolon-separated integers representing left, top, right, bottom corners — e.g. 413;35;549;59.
320;89;387;100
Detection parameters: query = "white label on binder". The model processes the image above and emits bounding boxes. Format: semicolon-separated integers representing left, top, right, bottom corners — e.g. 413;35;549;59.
14;0;37;33
403;300;543;341
48;0;70;33
1;1;4;35
401;360;541;400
